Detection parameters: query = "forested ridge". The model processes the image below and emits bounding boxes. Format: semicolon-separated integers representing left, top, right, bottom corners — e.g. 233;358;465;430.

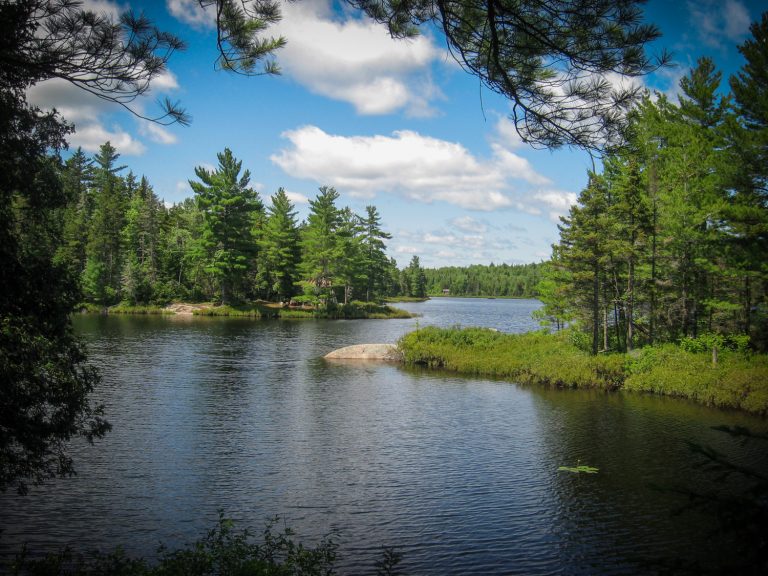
423;263;542;298
536;16;768;353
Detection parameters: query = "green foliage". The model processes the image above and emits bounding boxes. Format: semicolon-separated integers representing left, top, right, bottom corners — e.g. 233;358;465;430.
399;327;768;414
623;344;768;412
558;464;599;474
108;304;173;315
0;3;114;494
679;333;752;355
192;303;275;318
8;514;339;575
425;262;543;298
258;188;301;302
398;327;625;390
548;23;768;353
191;148;263;305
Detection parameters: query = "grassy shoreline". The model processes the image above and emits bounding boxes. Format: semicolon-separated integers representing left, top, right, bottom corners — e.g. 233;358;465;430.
77;301;414;320
398;327;768;415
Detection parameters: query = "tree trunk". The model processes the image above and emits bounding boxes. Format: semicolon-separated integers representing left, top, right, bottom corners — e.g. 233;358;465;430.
592;263;599;355
627;258;634;352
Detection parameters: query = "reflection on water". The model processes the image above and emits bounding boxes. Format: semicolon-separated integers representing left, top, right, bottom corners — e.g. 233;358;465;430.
1;299;766;574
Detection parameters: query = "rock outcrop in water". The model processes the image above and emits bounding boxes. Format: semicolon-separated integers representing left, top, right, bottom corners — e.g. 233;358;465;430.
324;344;403;361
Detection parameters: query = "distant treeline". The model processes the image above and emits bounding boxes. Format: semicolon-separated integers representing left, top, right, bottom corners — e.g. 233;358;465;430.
423;263;543;298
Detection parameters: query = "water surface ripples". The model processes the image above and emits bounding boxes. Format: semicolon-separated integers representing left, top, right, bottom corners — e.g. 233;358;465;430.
1;299;766;574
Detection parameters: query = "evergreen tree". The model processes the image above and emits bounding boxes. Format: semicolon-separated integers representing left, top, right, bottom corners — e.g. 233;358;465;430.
121;176;163;304
556;174;611;354
335;207;366;304
258;188;300;302
190;149;262;304
55;148;93;277
406;255;427;298
360;205;392;301
300;186;342;305
83;142;127;304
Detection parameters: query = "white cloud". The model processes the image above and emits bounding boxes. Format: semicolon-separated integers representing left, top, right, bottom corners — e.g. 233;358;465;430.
140;121;177;145
82;0;125;20
274;1;442;116
27;59;182;153
689;0;751;47
424;233;459;245
69;123;146;155
490;144;551;186
152;70;180;92
27;78;111;123
272;125;560;211
530;189;578;222
493;116;525;150
395;245;419;254
166;0;215;28
724;0;751;39
284;191;309;204
451;216;487;234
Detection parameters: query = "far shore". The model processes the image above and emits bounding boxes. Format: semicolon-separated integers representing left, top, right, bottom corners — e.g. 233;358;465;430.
76;300;415;320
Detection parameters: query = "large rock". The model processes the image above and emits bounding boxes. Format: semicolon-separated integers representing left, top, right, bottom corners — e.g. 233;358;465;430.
324;343;403;361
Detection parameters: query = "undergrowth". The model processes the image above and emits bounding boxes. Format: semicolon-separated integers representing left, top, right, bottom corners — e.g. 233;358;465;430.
398;327;768;414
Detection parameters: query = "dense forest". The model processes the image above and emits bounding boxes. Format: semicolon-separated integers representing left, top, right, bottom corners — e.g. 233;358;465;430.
423;263;542;298
536;15;768;352
53;145;541;308
55;145;403;307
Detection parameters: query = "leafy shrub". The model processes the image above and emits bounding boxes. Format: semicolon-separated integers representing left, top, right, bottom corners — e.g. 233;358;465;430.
679;333;751;355
8;514;342;576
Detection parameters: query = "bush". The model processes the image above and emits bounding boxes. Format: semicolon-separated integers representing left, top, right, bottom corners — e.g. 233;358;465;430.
399;327;768;414
8;514;342;576
679;333;751;355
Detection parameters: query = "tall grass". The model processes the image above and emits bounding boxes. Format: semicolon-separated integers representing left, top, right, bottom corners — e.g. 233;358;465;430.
398;327;768;414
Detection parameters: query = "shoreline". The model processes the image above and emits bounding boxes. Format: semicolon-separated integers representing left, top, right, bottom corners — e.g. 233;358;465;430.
397;327;768;416
76;301;416;320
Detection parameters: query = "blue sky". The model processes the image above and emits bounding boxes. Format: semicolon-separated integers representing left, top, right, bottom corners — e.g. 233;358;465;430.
28;0;766;267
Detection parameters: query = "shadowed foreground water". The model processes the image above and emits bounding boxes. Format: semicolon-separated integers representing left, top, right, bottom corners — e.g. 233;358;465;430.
1;299;766;574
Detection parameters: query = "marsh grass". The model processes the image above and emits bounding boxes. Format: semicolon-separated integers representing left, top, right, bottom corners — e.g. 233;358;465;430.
108;303;174;315
398;327;768;414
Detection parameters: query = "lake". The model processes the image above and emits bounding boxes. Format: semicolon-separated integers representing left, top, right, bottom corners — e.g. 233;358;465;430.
1;298;766;574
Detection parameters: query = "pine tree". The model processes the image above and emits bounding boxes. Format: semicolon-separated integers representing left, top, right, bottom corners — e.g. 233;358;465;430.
121;177;163;303
55;148;93;277
258;188;300;302
83;142;127;304
191;149;262;304
360;205;392;301
300;186;342;305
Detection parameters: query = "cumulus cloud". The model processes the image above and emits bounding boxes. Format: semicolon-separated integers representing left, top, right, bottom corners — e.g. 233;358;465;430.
271;125;558;211
529;189;578;222
424;233;459;245
284;191;309;204
166;0;215;28
271;1;442;116
493;116;526;150
395;245;420;254
69;123;146;155
689;0;751;47
140;120;178;145
82;0;125;20
451;216;487;234
27;54;182;154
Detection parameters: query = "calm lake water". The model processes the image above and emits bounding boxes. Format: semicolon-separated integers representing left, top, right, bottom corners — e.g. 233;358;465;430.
1;298;767;574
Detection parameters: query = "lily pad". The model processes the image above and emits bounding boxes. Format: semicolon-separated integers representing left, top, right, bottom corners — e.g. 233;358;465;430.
558;465;599;474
